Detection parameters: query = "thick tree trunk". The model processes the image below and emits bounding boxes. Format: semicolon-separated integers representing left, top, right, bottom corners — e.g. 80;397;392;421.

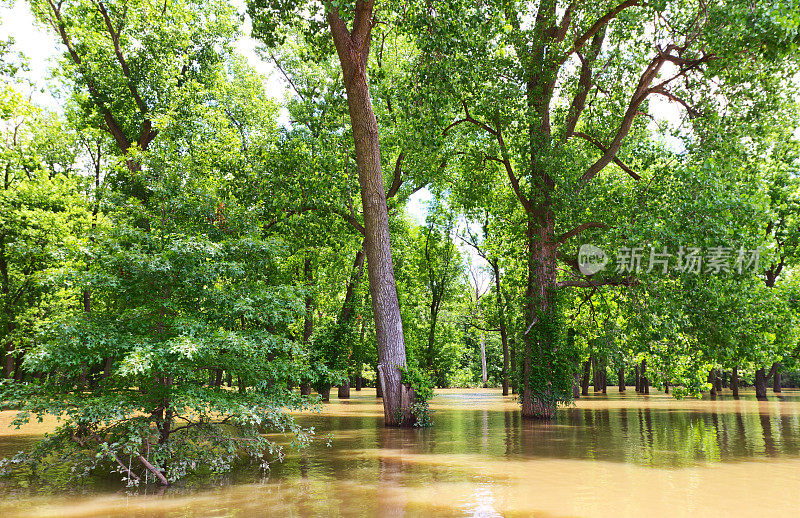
338;381;350;399
731;366;739;397
520;217;559;419
300;382;311;396
318;385;331;402
618;366;625;392
493;261;510;396
755;368;768;399
580;359;591;396
328;8;411;426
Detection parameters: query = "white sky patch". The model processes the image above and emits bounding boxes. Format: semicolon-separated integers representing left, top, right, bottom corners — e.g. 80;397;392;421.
1;2;60;108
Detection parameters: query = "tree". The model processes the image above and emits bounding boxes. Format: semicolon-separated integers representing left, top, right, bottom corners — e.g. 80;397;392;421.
414;0;800;417
248;0;446;425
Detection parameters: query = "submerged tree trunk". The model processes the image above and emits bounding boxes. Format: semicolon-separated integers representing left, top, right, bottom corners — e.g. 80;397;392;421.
634;364;641;393
640;359;649;394
755;368;768;399
510;337;517;394
731;366;739;397
520;216;559;419
480;333;488;388
572;368;581;399
338;381;350;399
318;385;331;402
618;366;625;392
328;5;411;426
755;364;777;399
580;359;591;396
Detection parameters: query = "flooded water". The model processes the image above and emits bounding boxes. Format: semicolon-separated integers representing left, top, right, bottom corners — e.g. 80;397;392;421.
2;388;800;516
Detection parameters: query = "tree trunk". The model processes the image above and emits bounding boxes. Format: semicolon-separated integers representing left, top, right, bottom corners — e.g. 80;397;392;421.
755;368;768;399
338;381;350;399
572;368;580;399
772;363;781;393
634;364;641;393
602;362;607;394
618;366;625;392
510;337;517;394
328;7;411;426
664;382;669;394
303;256;314;345
520;217;559;419
731;366;739;397
492;261;510;396
318;384;331;402
300;382;311;396
640;359;649;394
480;333;488;388
580;359;591;396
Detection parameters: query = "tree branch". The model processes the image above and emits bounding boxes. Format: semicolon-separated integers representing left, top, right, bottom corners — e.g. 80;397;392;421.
386;151;405;199
96;1;148;114
556;221;608;244
565;0;641;60
573;132;641;180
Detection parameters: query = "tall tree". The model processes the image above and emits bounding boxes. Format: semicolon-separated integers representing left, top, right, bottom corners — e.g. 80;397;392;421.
415;0;800;418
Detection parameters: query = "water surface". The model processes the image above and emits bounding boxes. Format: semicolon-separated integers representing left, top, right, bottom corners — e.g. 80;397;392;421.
3;388;800;517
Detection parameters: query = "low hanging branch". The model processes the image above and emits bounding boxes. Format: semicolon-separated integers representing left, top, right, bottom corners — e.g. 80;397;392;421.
137;454;169;486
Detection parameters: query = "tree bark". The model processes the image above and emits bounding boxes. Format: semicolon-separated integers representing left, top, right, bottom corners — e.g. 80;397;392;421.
731;366;739;398
640;359;649;394
338;381;351;399
580;359;591;396
327;4;411;426
492;261;510;396
772;362;781;393
755;368;768;399
510;337;517;394
572;368;580;399
318;384;331;402
520;215;559;419
618;366;625;392
480;333;488;388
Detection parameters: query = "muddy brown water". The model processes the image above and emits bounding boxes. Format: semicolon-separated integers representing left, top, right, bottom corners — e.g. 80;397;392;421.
2;388;800;517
